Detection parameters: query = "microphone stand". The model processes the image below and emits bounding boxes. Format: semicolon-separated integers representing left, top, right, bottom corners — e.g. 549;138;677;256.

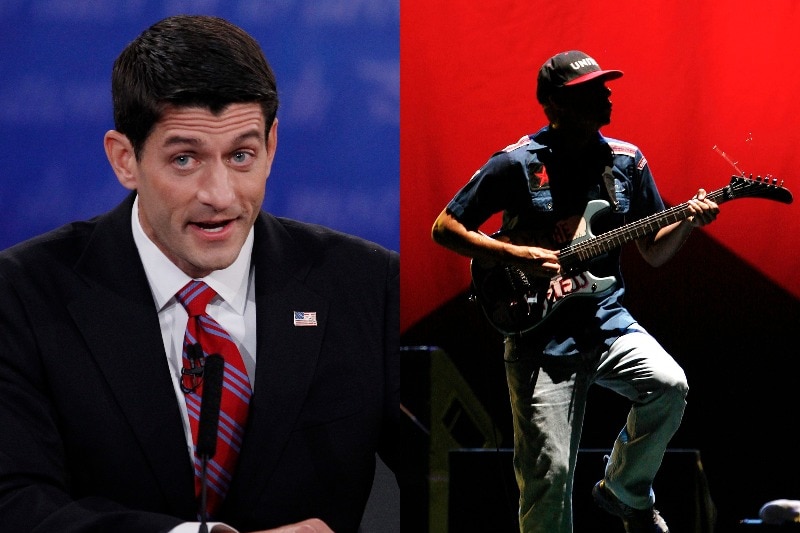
196;354;224;533
199;456;210;533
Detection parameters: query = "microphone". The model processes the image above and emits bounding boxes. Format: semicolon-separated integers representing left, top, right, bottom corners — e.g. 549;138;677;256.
196;354;224;533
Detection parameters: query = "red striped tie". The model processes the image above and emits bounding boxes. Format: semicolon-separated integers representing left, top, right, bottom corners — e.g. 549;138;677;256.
176;280;252;519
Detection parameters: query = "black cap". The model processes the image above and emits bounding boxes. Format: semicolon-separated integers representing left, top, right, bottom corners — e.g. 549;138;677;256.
536;50;623;103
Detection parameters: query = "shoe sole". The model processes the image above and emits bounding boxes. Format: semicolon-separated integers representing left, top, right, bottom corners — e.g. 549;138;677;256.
592;481;627;518
592;481;670;533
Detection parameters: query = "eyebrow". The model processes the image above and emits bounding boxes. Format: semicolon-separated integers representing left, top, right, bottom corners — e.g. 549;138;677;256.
161;129;265;149
162;135;202;148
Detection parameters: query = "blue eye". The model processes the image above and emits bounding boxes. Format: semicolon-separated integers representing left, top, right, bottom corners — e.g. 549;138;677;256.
231;152;250;164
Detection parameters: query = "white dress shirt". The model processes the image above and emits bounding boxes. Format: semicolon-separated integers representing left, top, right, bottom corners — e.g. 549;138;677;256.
130;196;256;533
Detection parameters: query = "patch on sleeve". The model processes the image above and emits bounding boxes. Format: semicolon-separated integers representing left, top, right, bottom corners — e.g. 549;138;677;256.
527;162;549;190
502;135;533;153
607;140;638;158
637;156;647;171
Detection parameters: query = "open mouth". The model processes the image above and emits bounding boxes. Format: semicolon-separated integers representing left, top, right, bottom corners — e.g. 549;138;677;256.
193;220;232;233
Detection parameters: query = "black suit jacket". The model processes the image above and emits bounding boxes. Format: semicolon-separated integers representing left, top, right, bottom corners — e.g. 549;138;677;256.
0;193;400;533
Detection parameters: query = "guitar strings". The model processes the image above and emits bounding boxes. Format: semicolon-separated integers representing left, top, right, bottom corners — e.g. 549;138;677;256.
561;177;780;266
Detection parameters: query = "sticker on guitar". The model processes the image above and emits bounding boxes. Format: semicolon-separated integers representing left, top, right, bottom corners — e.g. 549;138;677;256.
470;174;794;336
521;213;607;304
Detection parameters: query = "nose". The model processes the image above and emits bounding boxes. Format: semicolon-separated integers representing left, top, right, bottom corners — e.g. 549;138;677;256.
196;161;236;210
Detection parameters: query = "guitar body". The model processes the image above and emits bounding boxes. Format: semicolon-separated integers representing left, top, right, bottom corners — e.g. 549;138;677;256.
469;175;793;336
470;200;618;336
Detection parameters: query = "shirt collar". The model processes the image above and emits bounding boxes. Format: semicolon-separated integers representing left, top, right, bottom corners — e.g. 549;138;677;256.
130;195;254;314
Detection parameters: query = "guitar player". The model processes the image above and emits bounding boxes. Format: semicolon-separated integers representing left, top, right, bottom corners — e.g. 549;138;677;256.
431;50;719;533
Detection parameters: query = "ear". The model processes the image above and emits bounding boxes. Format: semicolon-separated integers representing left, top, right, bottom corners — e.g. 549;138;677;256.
547;92;564;109
264;118;278;174
104;130;138;191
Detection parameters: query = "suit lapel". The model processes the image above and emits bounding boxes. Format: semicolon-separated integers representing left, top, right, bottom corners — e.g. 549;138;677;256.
224;213;330;514
69;194;196;516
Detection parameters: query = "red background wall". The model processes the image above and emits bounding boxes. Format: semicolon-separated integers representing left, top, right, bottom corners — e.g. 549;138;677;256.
401;0;800;332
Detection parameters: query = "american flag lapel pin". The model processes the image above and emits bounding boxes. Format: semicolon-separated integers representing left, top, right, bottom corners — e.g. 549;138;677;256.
293;311;318;327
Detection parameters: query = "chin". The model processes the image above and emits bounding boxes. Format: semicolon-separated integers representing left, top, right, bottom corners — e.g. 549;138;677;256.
187;254;239;278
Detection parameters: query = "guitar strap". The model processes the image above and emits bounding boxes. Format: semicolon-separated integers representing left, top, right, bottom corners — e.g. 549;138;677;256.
598;139;621;212
602;165;621;212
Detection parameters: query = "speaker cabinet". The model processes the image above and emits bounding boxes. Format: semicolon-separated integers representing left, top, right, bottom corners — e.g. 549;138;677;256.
401;346;503;533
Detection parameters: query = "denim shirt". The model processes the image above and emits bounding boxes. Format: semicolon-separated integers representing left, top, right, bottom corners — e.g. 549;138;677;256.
447;126;665;355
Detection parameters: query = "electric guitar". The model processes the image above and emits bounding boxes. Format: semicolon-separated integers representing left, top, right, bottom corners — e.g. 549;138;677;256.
469;174;793;336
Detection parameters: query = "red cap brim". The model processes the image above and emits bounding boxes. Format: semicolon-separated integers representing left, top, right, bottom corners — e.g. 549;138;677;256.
564;69;624;86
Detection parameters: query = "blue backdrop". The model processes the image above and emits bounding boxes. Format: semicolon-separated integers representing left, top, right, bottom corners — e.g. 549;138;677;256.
0;1;399;252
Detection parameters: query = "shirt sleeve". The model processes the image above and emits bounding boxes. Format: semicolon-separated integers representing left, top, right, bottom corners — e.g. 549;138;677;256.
168;522;237;533
446;150;532;230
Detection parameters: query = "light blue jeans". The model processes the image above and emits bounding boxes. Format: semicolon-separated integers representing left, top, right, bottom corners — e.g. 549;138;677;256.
504;324;688;533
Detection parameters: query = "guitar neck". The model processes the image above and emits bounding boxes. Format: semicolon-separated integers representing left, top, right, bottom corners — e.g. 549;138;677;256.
560;187;731;269
470;174;791;336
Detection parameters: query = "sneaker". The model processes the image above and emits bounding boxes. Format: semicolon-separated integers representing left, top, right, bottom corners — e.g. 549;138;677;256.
592;480;669;533
759;499;800;524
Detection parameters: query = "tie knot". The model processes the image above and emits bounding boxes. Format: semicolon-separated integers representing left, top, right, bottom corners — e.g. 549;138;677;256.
176;280;217;317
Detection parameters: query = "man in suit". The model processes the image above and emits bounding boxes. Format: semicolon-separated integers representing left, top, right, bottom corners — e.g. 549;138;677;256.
0;15;399;533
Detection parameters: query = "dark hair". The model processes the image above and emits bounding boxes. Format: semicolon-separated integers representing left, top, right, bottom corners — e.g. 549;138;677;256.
111;15;279;159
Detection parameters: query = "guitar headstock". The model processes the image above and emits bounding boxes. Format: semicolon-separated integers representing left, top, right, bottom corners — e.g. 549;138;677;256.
726;174;794;204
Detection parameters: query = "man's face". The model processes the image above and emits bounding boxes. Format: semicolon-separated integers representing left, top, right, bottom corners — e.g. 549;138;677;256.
125;103;277;278
553;80;613;130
